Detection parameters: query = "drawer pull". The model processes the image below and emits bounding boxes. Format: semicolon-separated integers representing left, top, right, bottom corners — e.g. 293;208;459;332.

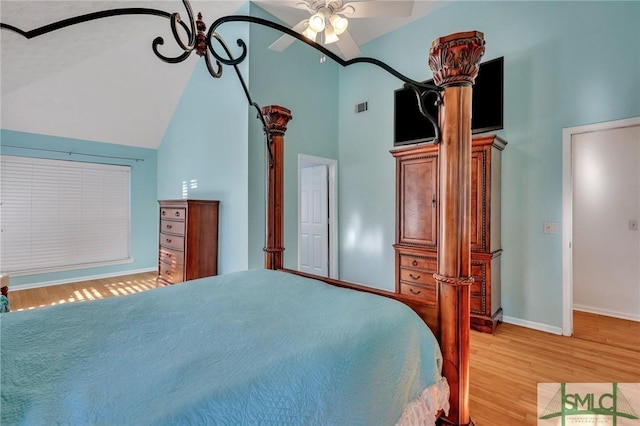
175;211;181;217
165;270;171;276
161;210;166;216
409;288;421;295
165;238;172;243
166;224;173;230
412;260;418;267
409;273;421;280
165;253;172;258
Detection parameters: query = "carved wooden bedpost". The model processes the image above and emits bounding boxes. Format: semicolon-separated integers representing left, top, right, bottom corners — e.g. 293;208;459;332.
261;105;293;270
429;31;485;426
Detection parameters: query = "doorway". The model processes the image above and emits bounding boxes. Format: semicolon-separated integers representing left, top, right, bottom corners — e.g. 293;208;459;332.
298;154;338;278
562;117;640;336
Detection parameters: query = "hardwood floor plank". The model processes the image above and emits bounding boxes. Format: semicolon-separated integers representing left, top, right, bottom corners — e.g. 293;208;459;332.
5;274;639;425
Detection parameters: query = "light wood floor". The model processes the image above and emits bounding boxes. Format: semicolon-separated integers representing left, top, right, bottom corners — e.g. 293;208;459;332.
8;271;160;311
7;273;640;425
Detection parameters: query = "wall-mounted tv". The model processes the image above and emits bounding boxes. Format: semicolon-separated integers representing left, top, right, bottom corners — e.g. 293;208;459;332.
394;56;504;146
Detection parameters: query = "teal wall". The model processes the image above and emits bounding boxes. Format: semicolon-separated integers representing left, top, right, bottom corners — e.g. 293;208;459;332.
247;4;339;269
337;60;401;290
0;129;158;287
337;1;640;328
157;4;251;274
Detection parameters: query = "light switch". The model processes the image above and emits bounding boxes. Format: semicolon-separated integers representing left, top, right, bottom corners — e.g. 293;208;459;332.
543;222;559;234
630;220;638;231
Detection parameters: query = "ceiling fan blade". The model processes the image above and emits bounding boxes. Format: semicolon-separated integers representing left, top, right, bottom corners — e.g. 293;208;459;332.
268;20;308;52
335;29;361;60
295;1;315;12
341;1;414;18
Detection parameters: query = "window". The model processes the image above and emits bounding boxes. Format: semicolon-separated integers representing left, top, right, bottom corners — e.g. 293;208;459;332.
0;155;131;275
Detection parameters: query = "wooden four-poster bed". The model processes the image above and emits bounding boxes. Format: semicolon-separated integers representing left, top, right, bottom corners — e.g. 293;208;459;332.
1;5;486;425
262;30;486;426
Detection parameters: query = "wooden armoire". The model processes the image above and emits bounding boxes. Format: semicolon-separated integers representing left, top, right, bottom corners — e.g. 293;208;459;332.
392;134;507;333
157;199;219;286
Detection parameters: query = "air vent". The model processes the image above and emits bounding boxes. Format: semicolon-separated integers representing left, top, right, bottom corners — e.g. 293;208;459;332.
355;101;368;113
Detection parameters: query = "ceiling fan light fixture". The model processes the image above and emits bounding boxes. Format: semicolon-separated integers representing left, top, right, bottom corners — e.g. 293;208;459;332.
329;14;348;35
308;12;325;32
302;26;317;41
324;26;339;44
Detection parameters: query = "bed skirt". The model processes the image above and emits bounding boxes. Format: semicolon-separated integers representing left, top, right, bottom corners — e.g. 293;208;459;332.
396;377;450;426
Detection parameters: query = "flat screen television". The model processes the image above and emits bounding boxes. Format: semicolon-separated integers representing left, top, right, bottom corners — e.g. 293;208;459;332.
394;56;504;146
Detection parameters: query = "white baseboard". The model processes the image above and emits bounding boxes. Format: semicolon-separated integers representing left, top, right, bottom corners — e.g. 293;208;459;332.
9;268;157;291
502;315;564;335
573;304;640;322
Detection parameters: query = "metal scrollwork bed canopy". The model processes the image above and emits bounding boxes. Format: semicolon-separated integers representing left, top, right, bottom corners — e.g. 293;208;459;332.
1;2;486;424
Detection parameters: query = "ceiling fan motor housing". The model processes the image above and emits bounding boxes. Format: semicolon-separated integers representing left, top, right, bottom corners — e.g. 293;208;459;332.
308;0;348;16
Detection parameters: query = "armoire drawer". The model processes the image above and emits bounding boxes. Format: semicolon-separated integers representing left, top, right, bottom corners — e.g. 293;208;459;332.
399;253;437;272
160;219;185;236
399;267;436;286
159;247;184;266
160;208;186;221
160;233;184;251
399;282;437;305
158;260;184;284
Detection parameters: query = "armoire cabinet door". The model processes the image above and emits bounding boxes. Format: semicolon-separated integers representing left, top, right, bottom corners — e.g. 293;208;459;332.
397;154;438;248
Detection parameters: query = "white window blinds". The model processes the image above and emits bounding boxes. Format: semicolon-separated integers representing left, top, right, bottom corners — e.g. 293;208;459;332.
0;155;131;275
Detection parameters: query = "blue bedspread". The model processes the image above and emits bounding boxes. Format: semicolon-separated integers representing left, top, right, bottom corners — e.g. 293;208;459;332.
1;269;444;425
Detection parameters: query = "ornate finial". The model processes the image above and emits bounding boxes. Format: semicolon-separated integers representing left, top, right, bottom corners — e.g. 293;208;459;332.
428;31;485;87
261;105;292;136
195;12;207;57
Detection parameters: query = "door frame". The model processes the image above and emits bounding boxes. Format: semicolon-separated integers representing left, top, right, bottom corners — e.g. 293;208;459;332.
562;116;640;336
298;154;339;279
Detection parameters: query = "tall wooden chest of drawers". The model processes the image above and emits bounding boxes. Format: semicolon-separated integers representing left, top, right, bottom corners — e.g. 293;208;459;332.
392;135;506;333
157;199;219;286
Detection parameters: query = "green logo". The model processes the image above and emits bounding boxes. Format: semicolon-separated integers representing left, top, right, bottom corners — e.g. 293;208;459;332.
539;383;639;425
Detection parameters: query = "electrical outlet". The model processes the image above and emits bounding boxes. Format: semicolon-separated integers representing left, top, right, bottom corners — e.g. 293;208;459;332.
630;220;638;231
543;222;559;234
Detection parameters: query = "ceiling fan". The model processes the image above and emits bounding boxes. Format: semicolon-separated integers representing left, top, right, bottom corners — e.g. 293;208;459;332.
268;0;415;60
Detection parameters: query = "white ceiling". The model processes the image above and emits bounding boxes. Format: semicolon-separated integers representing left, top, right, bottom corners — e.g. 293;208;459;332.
0;1;445;149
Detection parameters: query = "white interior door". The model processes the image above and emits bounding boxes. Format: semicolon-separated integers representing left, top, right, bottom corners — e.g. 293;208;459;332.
572;123;640;321
300;164;329;276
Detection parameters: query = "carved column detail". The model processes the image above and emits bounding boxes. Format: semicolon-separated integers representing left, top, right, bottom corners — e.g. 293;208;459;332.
429;31;485;426
262;105;292;271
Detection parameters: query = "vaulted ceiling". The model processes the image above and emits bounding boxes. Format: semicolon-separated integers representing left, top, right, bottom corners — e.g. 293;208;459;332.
0;1;445;149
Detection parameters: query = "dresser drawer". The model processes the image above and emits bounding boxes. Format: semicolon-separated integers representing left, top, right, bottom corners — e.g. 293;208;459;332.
159;260;184;284
160;219;185;236
399;253;437;272
160;233;184;251
400;267;436;286
399;282;437;304
160;208;186;221
159;247;184;266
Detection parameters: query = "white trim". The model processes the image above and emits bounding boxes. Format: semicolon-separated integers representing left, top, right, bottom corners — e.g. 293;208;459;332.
502;315;563;335
6;258;133;277
573;305;640;323
561;126;574;336
298;154;339;279
562;116;640;336
8;267;156;291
